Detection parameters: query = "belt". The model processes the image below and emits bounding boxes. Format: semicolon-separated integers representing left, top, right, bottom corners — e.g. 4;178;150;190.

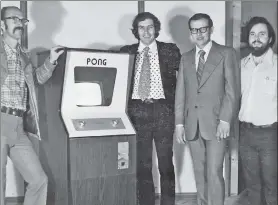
240;121;277;129
1;106;25;117
132;98;161;104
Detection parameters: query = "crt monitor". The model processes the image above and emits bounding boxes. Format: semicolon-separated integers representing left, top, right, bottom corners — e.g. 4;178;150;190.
74;66;117;107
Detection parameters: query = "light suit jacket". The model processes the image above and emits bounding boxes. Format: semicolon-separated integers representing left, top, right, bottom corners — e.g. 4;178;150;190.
0;36;56;140
175;41;240;140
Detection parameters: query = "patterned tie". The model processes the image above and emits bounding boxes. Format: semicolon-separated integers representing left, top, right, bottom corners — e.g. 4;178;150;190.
138;47;151;100
196;50;206;85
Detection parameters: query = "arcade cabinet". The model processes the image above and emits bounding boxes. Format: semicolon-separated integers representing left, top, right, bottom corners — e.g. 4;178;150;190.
36;48;136;205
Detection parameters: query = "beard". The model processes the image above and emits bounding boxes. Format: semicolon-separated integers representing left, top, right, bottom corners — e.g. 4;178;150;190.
249;40;270;57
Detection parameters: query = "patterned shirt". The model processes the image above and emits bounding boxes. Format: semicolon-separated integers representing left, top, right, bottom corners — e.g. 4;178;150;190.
1;41;28;110
132;41;165;99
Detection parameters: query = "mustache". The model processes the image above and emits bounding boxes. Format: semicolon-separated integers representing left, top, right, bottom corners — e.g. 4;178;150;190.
252;40;262;44
13;27;24;33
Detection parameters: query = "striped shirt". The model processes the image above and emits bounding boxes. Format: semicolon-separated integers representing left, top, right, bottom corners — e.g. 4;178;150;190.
1;41;28;110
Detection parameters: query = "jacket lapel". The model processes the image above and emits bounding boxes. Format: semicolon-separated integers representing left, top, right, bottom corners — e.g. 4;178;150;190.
131;43;139;73
0;39;32;77
198;41;223;88
0;52;8;72
128;43;139;99
20;51;28;72
186;48;198;89
0;40;8;74
156;41;166;85
19;48;34;77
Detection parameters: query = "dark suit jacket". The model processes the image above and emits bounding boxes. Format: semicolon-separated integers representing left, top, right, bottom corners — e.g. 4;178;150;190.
175;41;240;140
120;40;181;105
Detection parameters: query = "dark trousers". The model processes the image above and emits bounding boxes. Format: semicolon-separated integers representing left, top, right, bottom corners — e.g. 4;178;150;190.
128;99;175;205
239;122;277;205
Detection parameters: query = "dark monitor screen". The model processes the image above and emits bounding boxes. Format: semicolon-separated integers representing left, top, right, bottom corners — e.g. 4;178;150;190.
74;66;117;107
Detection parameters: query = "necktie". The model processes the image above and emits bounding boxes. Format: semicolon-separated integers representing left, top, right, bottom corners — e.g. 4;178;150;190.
138;47;151;100
196;50;206;85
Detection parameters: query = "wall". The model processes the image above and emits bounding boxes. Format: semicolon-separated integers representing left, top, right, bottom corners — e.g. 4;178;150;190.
4;1;227;196
27;1;138;51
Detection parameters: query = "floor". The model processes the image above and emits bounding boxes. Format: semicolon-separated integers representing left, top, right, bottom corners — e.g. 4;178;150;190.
7;195;239;205
154;195;238;205
155;194;197;205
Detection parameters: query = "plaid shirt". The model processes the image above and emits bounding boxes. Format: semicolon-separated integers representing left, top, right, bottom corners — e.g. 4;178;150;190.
1;41;28;110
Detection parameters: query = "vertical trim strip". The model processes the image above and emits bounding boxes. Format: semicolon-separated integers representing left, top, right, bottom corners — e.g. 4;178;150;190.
138;1;145;13
20;1;28;49
225;0;242;197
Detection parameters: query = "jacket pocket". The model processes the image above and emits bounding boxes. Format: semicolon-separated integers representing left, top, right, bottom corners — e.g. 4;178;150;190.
23;109;38;135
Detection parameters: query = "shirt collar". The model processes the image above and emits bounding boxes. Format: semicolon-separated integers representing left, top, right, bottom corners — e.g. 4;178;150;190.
2;40;21;54
243;47;275;67
196;40;212;56
138;40;157;53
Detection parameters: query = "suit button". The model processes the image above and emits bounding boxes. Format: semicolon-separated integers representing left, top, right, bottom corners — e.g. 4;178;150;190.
197;91;201;94
195;106;198;108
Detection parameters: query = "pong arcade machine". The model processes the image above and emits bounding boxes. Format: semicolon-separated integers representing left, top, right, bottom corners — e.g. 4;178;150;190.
36;48;136;205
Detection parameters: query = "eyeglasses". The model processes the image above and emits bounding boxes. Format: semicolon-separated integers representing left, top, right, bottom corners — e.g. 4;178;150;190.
4;16;29;25
190;26;210;34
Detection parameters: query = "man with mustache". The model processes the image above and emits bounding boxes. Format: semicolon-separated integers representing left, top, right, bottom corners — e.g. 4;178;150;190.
238;16;277;205
1;6;64;205
120;12;181;205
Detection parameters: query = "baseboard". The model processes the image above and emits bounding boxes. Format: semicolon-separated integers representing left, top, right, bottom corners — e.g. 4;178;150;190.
175;192;197;197
7;193;197;203
155;192;197;198
5;196;24;203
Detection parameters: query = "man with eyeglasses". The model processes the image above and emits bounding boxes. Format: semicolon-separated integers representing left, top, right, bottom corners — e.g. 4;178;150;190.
1;6;64;205
236;16;277;205
175;13;240;205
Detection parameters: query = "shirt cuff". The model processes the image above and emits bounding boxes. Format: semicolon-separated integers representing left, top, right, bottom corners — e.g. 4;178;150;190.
176;124;184;127
44;57;57;72
220;120;229;125
49;57;58;65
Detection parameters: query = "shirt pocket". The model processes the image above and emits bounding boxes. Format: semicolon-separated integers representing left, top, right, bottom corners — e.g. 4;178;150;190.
264;76;277;96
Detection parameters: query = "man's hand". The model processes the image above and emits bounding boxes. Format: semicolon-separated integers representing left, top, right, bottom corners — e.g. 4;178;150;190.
49;46;65;65
174;125;186;144
216;120;230;141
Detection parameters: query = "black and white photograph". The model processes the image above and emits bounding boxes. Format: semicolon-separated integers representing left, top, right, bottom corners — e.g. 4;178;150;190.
0;1;277;205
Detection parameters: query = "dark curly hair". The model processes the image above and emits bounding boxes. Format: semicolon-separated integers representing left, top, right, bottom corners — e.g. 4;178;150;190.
131;12;161;40
245;16;276;48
